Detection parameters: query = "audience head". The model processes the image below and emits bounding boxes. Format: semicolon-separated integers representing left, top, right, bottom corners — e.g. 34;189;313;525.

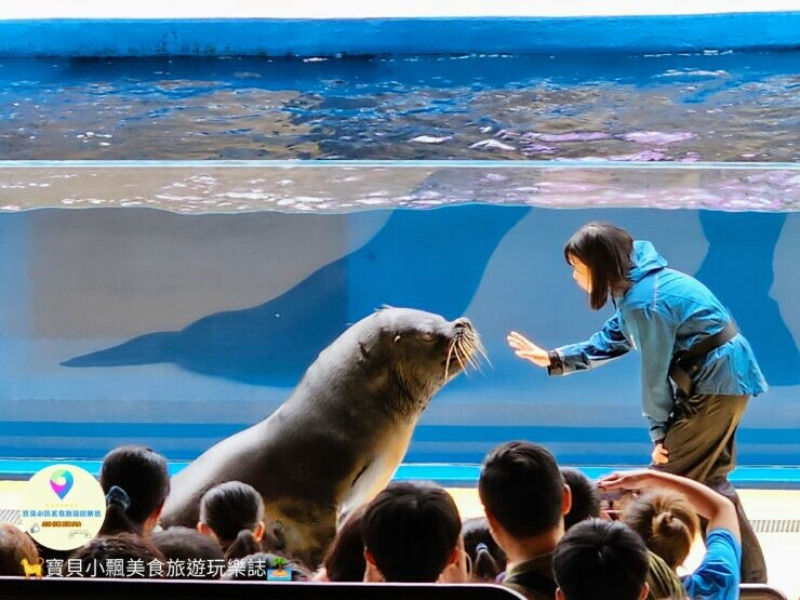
98;445;170;536
363;481;462;582
553;518;649;600
461;517;506;582
198;481;265;561
478;441;569;540
622;489;699;570
68;533;165;578
223;552;309;581
150;526;225;578
0;523;40;576
321;504;368;582
561;467;601;530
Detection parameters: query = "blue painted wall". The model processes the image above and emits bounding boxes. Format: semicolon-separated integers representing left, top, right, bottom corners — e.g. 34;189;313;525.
2;13;800;57
1;205;798;467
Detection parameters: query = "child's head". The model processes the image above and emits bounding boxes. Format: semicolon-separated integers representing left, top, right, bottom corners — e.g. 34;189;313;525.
68;533;165;577
560;468;601;530
478;441;567;540
151;526;225;578
363;481;461;582
99;445;170;536
554;518;649;600
461;516;506;582
198;481;265;561
622;489;699;570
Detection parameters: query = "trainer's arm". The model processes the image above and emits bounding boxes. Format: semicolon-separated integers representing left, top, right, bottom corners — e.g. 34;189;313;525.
547;312;633;376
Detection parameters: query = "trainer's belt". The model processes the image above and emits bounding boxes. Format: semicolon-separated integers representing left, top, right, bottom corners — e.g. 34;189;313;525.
668;321;738;398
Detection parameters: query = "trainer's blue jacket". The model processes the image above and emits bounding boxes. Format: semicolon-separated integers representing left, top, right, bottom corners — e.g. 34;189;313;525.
549;240;768;442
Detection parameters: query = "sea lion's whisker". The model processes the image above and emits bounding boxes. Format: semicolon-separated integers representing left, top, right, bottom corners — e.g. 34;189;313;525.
445;341;456;381
461;340;477;367
465;345;483;373
473;336;491;369
457;331;489;373
453;342;467;371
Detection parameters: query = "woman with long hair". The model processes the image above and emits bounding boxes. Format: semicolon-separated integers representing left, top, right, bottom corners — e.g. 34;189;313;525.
507;221;767;583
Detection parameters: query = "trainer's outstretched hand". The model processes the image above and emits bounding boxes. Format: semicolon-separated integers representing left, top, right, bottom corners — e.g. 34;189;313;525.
507;331;551;368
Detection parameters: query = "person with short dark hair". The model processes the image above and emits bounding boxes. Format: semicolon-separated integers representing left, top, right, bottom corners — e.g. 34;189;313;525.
362;481;464;583
150;526;225;579
554;518;650;600
198;481;266;561
67;532;165;577
99;445;170;537
478;441;569;600
507;221;767;583
560;468;601;531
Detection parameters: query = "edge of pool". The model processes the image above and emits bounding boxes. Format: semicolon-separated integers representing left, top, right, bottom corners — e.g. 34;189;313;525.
2;460;799;489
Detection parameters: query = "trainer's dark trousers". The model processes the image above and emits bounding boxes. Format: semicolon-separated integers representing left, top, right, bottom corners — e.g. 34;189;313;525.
654;393;767;584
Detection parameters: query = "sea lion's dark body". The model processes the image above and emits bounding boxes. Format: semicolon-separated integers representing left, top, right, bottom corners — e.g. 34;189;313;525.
159;308;480;567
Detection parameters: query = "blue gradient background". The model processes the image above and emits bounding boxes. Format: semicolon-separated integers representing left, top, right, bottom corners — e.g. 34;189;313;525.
1;205;797;467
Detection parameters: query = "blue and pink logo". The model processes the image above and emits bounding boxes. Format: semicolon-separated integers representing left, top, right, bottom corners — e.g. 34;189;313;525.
49;469;74;500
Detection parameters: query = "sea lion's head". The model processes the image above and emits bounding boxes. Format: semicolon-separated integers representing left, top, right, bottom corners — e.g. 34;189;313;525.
351;307;485;415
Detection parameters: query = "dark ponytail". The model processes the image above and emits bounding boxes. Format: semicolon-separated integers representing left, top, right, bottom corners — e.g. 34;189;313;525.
322;504;368;582
461;517;506;582
99;485;140;536
225;529;262;561
472;542;501;581
200;481;265;557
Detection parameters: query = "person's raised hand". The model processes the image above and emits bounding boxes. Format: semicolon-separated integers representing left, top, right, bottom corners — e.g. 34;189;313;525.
507;331;551;368
597;469;653;493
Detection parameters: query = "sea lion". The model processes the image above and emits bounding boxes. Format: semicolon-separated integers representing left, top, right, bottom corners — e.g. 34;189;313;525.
159;307;484;567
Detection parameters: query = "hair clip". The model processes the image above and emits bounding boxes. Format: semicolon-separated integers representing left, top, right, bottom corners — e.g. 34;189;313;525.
105;485;131;513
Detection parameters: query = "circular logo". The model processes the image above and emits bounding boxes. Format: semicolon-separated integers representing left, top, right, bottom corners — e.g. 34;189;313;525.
20;464;106;551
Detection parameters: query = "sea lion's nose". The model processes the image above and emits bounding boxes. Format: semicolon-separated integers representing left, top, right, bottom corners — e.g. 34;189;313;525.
454;317;473;330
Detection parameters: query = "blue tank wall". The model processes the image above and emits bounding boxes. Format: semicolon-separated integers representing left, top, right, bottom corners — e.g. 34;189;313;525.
1;205;798;467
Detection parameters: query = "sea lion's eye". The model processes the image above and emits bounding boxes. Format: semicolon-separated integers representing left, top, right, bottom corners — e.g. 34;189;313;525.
419;331;436;343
